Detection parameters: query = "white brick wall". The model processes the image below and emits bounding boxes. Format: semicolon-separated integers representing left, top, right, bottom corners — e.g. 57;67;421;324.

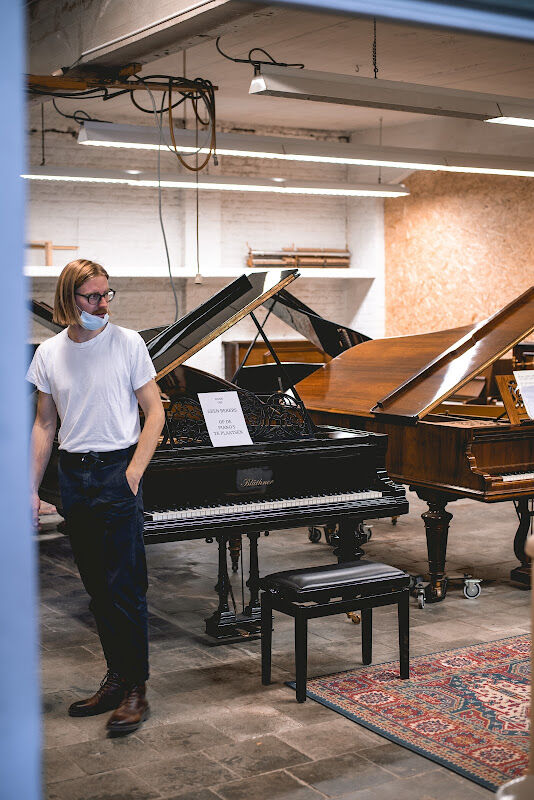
27;115;386;374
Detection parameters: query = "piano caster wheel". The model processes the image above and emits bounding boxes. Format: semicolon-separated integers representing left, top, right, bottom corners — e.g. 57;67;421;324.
409;575;423;591
347;611;361;624
357;523;373;543
308;527;322;543
409;576;427;609
463;578;481;599
410;575;447;607
391;516;398;526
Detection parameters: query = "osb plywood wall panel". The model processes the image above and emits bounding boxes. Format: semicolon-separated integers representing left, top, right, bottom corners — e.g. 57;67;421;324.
384;172;534;337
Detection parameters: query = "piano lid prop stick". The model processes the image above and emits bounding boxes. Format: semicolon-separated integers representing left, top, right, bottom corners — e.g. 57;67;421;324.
496;531;534;799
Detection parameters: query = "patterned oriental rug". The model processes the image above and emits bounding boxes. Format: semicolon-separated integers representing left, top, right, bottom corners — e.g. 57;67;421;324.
299;635;530;792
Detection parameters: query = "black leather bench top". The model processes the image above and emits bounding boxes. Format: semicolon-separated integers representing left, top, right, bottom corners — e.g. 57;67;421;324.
260;560;410;597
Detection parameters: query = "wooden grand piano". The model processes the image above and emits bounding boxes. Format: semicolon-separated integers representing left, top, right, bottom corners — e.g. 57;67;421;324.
36;270;408;640
297;286;534;604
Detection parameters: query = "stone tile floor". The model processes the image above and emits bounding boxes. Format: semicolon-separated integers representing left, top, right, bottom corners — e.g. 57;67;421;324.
39;490;531;799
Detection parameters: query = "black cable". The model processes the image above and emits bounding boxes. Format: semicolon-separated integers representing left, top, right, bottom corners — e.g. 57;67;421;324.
31;73;216;141
216;37;304;70
156;99;180;322
126;74;215;115
195;119;200;280
137;79;180;323
373;18;378;79
40;104;45;166
29;128;77;138
51;99;112;125
129;90;186;113
157;112;180;323
30;87;108;99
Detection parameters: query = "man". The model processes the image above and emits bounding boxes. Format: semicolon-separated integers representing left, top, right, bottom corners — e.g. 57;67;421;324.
27;258;165;735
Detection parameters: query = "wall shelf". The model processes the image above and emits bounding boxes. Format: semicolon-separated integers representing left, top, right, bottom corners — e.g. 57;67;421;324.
25;265;375;280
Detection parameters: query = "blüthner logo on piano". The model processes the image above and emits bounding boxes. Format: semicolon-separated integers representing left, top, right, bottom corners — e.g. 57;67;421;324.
242;478;275;487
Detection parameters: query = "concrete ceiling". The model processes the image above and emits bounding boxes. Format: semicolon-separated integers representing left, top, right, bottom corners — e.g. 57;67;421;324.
158;8;534;132
28;2;534;147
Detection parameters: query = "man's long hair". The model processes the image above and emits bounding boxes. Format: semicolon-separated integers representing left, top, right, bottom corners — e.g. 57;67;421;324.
53;259;109;326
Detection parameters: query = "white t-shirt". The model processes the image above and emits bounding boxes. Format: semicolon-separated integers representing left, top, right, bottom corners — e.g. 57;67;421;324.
26;323;156;452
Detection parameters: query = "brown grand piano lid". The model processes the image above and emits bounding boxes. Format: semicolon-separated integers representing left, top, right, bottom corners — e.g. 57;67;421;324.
147;270;299;380
297;286;534;421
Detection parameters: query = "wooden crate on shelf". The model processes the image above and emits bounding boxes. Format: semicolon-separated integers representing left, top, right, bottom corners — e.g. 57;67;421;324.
247;246;350;270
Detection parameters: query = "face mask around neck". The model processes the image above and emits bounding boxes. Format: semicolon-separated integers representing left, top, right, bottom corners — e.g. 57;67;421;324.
76;306;109;331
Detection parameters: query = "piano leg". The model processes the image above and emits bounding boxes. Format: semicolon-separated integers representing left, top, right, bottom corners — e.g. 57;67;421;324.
333;518;366;563
511;498;533;587
228;536;241;573
244;532;261;623
419;491;453;603
205;535;239;639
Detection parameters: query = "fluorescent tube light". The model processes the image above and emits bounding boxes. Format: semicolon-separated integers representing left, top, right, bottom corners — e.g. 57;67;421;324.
78;121;534;177
486;117;534;128
249;65;534;128
22;166;409;197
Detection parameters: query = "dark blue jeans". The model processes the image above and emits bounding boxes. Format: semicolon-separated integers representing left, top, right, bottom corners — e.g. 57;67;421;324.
58;445;149;684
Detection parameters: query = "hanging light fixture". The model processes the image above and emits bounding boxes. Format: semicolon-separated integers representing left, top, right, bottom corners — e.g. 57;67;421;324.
77;121;534;177
22;166;409;198
249;65;534;128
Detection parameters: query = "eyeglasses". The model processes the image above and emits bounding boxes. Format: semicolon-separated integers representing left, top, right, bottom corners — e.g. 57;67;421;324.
75;289;116;305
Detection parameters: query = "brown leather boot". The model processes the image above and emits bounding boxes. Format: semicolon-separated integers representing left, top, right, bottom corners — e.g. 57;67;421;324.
106;683;149;735
68;670;125;717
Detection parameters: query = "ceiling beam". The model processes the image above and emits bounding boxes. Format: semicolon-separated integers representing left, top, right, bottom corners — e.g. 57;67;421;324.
28;74;216;95
28;0;264;75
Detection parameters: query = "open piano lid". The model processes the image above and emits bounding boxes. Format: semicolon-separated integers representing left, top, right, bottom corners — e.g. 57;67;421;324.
262;289;370;357
297;286;534;422
29;300;64;335
28;299;166;343
147;270;299;379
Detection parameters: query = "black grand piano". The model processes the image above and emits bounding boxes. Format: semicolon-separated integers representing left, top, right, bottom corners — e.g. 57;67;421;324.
35;270;408;641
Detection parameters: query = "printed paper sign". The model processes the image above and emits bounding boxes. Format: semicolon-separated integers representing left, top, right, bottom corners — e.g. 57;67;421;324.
197;391;253;447
513;371;534;420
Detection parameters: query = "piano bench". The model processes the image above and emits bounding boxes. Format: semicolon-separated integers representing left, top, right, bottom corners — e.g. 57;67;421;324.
259;560;410;702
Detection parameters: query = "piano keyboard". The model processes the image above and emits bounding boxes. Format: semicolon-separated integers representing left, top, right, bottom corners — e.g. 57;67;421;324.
148;489;383;522
502;471;534;482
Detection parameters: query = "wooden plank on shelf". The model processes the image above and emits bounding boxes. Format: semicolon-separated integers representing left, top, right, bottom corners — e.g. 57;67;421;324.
27;240;78;266
247;245;350;269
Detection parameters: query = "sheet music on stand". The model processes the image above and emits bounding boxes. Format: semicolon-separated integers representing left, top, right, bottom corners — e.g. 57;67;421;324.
198;391;253;447
513;371;534;420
